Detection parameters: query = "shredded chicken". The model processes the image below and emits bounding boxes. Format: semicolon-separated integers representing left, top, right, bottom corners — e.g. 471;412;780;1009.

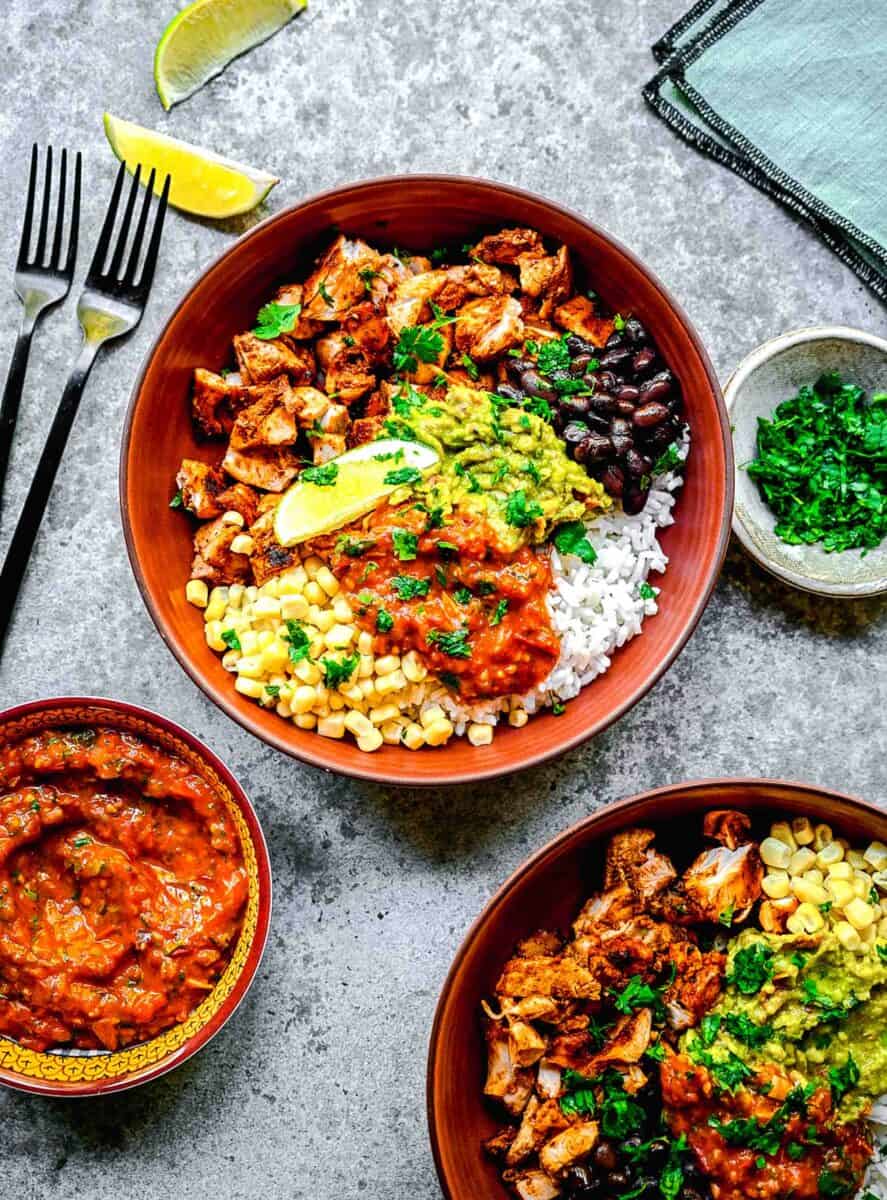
604;828;677;901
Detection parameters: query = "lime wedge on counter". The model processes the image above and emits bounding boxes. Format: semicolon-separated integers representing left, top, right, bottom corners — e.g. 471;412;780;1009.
103;114;279;218
154;0;307;110
274;440;440;547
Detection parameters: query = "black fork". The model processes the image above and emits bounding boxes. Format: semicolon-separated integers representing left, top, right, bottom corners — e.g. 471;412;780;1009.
0;145;81;516
0;161;171;652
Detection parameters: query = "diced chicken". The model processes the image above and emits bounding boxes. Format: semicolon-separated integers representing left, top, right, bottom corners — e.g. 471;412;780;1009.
317;401;349;434
509;1020;546;1068
191;368;245;439
496;955;601;1002
347;416;387;448
435;262;517;311
324;345;376;404
454;294;524;361
661;842;763;926
516;931;565;959
620;1065;649;1094
572;886;636;936
301;235;381;320
269;282;325;341
190;516;251;586
471;227;545;265
222;445;300;493
175;459;259;523
340;300;392;364
583;1009;653;1073
538;1121;599;1178
229;379;299;451
553;296;615;347
248;507;300;585
703;809;754;851
506;1095;540;1166
517;245;573;319
312;433;347;464
484;1126;518;1162
386;269;448;333
661;941;726;1029
536;1059;562;1099
506;1169;562;1200
233;332;315;385
484;1019;535;1116
604;829;677;902
404;322;453;384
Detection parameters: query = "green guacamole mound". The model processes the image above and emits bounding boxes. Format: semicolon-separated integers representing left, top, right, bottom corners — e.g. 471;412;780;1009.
399;384;610;551
682;928;887;1121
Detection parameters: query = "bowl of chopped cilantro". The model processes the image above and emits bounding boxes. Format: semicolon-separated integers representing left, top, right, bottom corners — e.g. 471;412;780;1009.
727;326;887;597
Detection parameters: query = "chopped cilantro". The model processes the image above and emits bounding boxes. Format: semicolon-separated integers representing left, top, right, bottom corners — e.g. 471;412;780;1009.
393;313;451;374
718;900;735;926
553;520;597;564
504;489;543;528
453;586;472;605
654;442;684;474
320;654;359;688
73;835;92;849
534;336;571;376
221;629;241;652
438;670;461;690
728;942;774;995
559;1069;597;1119
523;396;553;422
317;280;334;307
391;575;431;601
490;598;508;626
336;535;376;557
551;700;566;715
828;1054;860;1103
802;977;860;1022
426;627;471;658
384;467;422;487
391;529;418;561
375;609;393;633
460;353;479;381
722;1012;774;1048
613;312;626;331
284;620;311;665
639;581;656;601
264;684;281;698
169;489;184;509
358;266;378;293
436;540;459;557
301;462;338;486
253;301;302;340
392;384;427;417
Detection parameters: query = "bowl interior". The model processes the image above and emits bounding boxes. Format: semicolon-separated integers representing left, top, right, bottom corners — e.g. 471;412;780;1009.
427;779;887;1200
122;176;731;785
728;328;887;596
0;698;271;1096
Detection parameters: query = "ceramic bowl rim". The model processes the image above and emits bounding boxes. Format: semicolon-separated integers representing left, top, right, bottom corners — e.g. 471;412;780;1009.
0;694;272;1098
725;322;887;598
425;775;883;1199
119;172;733;786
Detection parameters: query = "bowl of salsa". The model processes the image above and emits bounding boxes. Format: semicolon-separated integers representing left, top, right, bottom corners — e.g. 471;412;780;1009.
0;696;271;1096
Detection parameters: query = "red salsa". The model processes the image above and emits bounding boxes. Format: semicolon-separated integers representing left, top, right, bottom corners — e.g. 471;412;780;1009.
0;728;248;1052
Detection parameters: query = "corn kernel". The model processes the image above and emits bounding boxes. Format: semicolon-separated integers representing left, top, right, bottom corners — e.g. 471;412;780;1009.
401;650;427;683
787;902;824;934
791;817;814;846
317;714;345;739
309;606;334;633
424;718;454;747
234;676;264;699
357;631;374;655
865;841;887;870
326;623;355;648
375;654;401;676
304;580;325;605
420;705;445;728
253;596;281;619
332;597;353;623
874;871;887;892
817;842;844;869
826;879;854;908
509;708;529;728
230;533;254;556
294;713;317;730
316;566;339;597
762;871;791;900
186;579;209;608
402;722;425;749
358;654;374;679
291;660;319;686
204;587;228;622
375;670;405;697
878;916;887;938
359;678;378;703
369;703;400;726
235;656;264;679
468;723;494;747
760;837;792;870
827;861;854;881
846;850;868;870
852;876;871;900
844;897;876;930
357;728;384;752
859;923;877;946
227;583;245;609
260;641;290;673
289;685;316;714
813;823;833;851
770;821;797;851
239;630;258;654
759;897;798;933
344;710;374;739
789;848;816;875
804;868;824;885
302;555;323;579
834;921;863;952
278;567;307;593
380;721;404;745
221;649;240;671
328;691;345;711
205;622;227;652
275;700;292;718
791;876;829;906
339;682;364;704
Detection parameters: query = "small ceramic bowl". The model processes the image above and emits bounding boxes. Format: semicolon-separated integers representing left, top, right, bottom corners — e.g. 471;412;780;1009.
426;778;887;1200
0;697;272;1097
726;325;887;597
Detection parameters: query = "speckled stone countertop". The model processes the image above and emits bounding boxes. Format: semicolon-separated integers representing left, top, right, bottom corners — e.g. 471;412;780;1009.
1;1;885;1197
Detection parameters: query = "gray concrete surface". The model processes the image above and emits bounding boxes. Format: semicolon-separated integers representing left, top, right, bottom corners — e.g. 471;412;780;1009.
1;1;885;1197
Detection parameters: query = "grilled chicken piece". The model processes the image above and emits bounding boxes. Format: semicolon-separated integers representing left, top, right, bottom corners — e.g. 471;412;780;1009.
191;368;245;439
301;235;381;320
517;245;573;319
312;433;347;464
539;1121;599;1178
454;294;524;360
230;379;299;451
604;829;677;902
496;954;601;1002
484;1126;518;1162
505;1169;562;1200
191;516;251;585
222;445;300;493
175;459;259;523
484;1019;534;1116
703;809;754;851
248;506;299;585
506;1099;570;1167
585;1009;653;1072
404;322;453;384
435;262;517;311
347;416;386;448
233;333;314;385
386;269;448;333
536;1059;562;1099
324;344;377;404
572;886;636;936
288;385;336;427
340;300;392;364
661;941;726;1029
471;227;544;265
509;1020;547;1068
269;283;325;341
660;841;763;926
553;296;615;347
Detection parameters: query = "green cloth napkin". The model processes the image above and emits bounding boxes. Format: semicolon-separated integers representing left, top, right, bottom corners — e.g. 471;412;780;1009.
645;0;887;301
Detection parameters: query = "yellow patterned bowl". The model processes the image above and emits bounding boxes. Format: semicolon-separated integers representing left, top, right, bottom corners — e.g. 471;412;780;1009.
0;696;272;1097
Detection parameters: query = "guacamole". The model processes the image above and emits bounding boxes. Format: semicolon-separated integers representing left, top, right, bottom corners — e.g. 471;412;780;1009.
684;928;887;1120
398;384;610;551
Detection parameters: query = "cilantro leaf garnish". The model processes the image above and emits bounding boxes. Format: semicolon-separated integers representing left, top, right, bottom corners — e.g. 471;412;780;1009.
390;575;431;601
426;627;471;658
534;336;571;376
504;489;543;528
301;463;338;486
320;654;359;688
728;942;774;995
392;310;453;374
221;629;241;652
284;620;311;665
375;608;393;633
554;520;597;564
391;529;418;561
384;467;422;487
253;301;302;340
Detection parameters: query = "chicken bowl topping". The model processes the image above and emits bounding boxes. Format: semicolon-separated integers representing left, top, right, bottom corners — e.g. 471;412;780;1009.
481;813;887;1200
173;227;692;752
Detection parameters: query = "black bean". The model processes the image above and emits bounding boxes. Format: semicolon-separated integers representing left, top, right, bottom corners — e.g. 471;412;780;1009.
681;1190;706;1200
605;331;624;350
614;384;640;404
638;378;672;404
609;417;633;455
496;383;524;403
587;369;619;392
563;420;590;446
599;347;632;369
626;448;653;478
584;412;611;434
631;347;656;376
640;423;677;456
600;463;625;496
566;334;597;356
561;396;591;419
589;392;617;418
564;1164;593;1188
606;1170;632;1191
615;397;637;418
571;353;593;375
646;1140;669;1167
633;401;670;428
624;316;648;344
593;1142;618;1171
622;482;649;514
506;357;536;378
521;369;556;400
575;432;612;463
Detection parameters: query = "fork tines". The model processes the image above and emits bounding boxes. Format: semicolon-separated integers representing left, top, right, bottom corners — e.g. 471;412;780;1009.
87;161;171;300
17;143;82;278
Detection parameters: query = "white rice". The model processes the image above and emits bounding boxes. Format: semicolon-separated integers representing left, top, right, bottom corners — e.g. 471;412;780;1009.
417;432;690;734
865;1100;887;1197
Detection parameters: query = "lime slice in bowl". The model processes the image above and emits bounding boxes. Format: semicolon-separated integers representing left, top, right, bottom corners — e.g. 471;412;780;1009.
274;440;440;547
104;113;279;218
154;0;307;110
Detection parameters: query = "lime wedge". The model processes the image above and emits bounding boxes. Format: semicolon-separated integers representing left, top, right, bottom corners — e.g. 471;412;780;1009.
274;440;440;547
154;0;307;110
103;113;279;219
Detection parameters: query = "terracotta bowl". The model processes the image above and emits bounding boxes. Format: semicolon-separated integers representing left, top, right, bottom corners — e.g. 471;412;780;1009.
0;696;272;1097
427;778;887;1198
120;175;732;786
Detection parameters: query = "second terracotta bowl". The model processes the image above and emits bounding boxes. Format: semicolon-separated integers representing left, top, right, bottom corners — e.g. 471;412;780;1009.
426;778;887;1198
121;175;732;785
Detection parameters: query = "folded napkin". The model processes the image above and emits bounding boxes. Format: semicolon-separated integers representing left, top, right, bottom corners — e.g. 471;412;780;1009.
645;0;887;301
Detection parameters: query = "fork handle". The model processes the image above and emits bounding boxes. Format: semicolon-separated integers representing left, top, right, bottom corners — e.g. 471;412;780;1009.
0;315;37;518
0;341;98;652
